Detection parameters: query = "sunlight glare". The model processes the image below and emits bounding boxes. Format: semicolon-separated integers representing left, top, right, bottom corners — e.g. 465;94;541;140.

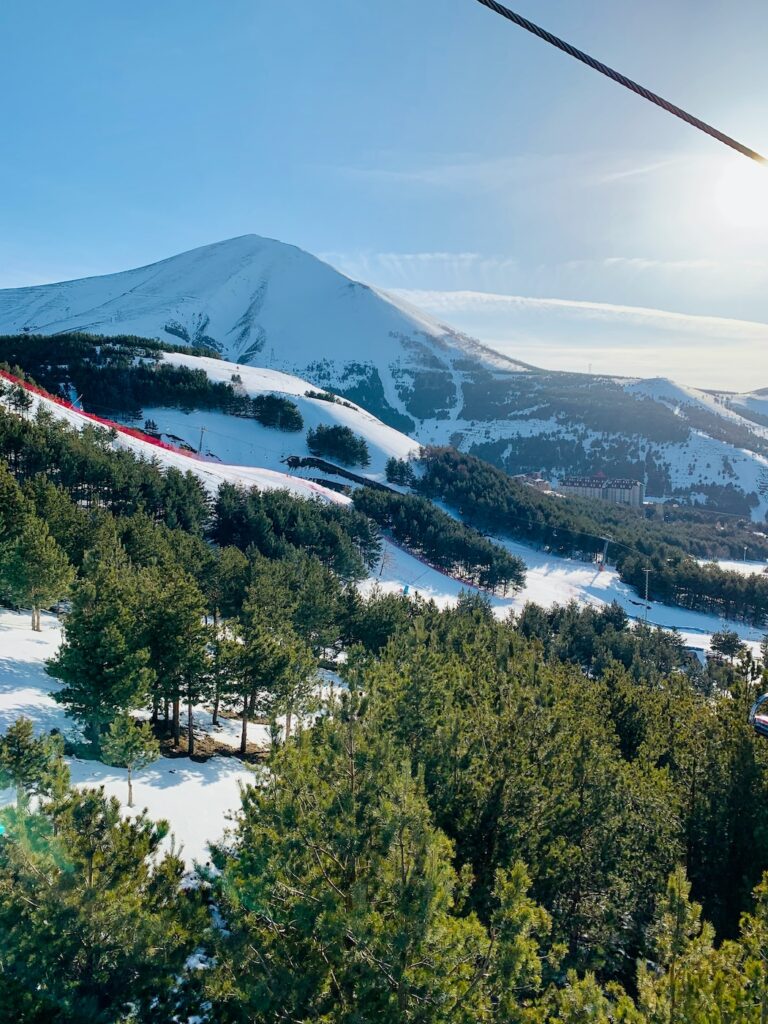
710;157;768;230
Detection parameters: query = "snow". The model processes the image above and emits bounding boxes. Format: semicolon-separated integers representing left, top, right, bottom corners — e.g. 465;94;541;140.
125;350;419;481
0;234;525;391
372;537;765;658
1;386;349;506
0;611;252;866
697;558;768;577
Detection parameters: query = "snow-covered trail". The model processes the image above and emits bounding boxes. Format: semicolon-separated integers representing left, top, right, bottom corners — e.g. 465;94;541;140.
372;538;765;656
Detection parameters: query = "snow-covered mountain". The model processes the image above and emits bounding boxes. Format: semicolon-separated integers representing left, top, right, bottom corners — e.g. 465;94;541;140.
0;235;526;434
1;235;767;520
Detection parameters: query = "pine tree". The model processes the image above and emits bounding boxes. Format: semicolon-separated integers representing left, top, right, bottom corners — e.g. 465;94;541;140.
206;696;535;1023
49;555;154;749
236;604;317;753
0;785;202;1021
3;515;74;629
0;717;70;811
101;714;160;807
141;566;207;750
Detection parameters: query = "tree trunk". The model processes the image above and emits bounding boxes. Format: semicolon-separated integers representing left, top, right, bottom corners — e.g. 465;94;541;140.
248;690;258;717
31;606;40;632
187;692;194;756
127;767;134;808
240;694;249;756
212;693;220;727
163;698;169;725
151;691;159;725
172;698;180;748
285;707;293;743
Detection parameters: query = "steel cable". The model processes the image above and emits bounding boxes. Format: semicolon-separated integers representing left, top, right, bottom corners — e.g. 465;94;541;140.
474;0;766;164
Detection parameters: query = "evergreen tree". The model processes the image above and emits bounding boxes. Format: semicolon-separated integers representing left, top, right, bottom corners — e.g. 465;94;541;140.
2;515;74;629
49;553;154;749
141;565;207;750
101;714;160;807
0;785;202;1022
0;718;69;811
206;696;548;1023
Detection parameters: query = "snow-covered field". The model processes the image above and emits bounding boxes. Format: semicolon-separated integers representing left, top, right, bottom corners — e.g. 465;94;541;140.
698;557;768;577
0;611;253;865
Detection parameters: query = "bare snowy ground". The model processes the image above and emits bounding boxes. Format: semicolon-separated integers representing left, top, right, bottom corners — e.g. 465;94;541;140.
0;612;253;866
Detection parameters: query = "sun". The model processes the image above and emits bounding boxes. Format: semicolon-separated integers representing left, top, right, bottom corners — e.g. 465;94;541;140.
710;156;768;231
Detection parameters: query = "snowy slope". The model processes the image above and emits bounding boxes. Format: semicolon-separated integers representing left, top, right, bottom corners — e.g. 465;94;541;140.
0;384;349;505
0;611;253;866
137;352;419;481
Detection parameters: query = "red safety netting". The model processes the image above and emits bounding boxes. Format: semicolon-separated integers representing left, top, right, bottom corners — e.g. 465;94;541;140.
0;369;206;461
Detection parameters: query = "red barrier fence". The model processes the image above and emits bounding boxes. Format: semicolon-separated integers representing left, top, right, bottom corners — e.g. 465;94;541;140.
0;369;206;461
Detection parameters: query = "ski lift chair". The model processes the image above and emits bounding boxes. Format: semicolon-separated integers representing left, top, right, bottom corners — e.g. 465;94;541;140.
749;695;768;739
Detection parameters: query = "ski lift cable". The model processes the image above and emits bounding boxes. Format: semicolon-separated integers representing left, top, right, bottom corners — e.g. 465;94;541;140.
473;0;767;165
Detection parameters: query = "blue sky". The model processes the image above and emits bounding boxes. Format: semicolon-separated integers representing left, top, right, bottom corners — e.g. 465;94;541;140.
2;0;767;385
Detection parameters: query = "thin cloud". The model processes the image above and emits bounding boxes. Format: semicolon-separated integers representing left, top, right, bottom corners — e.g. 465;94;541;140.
320;250;519;285
392;288;768;341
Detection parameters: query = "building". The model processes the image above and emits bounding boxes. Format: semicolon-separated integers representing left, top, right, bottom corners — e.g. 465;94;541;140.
512;473;552;493
558;474;645;508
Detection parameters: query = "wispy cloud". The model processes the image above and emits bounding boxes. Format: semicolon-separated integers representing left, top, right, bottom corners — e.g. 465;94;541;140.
319;250;519;287
391;288;768;341
601;256;720;272
332;148;683;194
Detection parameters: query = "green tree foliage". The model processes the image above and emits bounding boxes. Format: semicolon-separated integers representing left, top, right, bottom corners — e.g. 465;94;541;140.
230;599;317;752
306;422;371;467
141;565;208;751
101;714;160;807
710;628;747;661
212;482;381;581
0;784;202;1023
0;718;69;811
1;515;74;629
206;698;550;1023
385;455;416;487
49;551;154;748
353;487;526;595
251;392;304;431
0;460;28;544
415;447;768;627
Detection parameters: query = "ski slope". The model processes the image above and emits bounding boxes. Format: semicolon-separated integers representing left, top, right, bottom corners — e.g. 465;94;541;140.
134;351;419;481
0;382;348;505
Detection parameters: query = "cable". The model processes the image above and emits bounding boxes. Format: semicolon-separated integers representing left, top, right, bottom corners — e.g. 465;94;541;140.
473;0;767;165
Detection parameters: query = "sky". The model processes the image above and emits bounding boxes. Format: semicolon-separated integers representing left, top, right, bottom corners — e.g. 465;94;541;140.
1;0;767;389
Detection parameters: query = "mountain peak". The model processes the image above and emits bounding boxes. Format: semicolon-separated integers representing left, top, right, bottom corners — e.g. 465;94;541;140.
0;235;529;432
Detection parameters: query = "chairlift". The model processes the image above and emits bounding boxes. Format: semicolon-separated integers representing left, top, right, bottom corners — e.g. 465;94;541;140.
749;694;768;739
